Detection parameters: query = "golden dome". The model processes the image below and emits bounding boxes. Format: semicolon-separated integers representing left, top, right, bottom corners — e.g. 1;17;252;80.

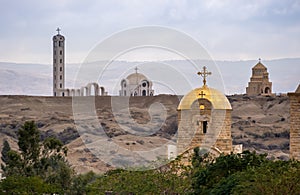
177;85;232;110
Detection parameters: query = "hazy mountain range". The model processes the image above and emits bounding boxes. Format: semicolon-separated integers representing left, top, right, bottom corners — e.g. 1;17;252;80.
0;58;299;96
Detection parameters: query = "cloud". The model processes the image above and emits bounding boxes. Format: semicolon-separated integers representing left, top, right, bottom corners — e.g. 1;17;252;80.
0;0;300;63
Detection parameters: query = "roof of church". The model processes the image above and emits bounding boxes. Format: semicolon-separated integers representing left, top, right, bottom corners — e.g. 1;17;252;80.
296;85;300;93
126;72;148;84
177;85;232;110
253;61;267;70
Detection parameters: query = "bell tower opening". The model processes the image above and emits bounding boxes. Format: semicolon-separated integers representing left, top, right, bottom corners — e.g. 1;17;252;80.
202;121;208;134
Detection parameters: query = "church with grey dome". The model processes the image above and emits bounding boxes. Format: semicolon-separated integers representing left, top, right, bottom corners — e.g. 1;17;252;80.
119;68;154;96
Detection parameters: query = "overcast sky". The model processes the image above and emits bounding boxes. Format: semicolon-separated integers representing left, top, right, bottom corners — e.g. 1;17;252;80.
0;0;300;64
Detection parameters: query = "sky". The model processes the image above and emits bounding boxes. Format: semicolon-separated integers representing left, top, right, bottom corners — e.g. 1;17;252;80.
0;0;300;64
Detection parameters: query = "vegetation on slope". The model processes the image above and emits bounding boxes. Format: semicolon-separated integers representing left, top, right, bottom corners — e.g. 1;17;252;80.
1;121;300;194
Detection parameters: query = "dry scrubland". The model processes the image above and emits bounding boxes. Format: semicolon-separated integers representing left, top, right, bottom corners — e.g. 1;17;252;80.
0;94;289;173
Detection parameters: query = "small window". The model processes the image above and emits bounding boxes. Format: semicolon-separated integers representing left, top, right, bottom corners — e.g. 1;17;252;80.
60;59;62;63
60;50;62;55
60;83;62;88
54;50;56;55
203;121;208;134
54;67;56;71
60;67;62;71
54;75;56;80
60;75;62;80
54;59;56;63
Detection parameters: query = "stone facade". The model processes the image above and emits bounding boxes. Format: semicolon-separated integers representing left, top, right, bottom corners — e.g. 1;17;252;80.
246;60;272;96
288;85;300;160
177;85;232;156
119;69;154;96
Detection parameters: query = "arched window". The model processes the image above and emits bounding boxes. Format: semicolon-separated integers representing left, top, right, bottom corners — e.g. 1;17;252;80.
265;87;271;94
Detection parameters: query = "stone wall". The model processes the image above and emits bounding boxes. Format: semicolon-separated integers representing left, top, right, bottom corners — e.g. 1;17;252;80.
288;92;300;160
177;108;232;155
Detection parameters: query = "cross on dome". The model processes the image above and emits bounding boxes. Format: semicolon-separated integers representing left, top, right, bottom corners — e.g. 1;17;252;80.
199;90;206;98
197;66;212;86
56;27;61;35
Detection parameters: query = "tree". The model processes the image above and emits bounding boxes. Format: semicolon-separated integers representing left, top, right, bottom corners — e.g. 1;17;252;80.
0;175;59;194
70;171;98;195
232;160;300;194
17;120;40;170
1;139;11;175
1;121;74;193
191;150;268;194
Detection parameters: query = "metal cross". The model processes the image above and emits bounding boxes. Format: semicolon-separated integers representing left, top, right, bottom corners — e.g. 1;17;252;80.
56;27;61;35
199;91;206;98
197;66;212;86
134;67;138;74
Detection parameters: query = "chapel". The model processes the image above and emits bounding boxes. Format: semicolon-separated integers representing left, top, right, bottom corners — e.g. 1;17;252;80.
176;66;233;156
246;59;272;96
119;68;154;96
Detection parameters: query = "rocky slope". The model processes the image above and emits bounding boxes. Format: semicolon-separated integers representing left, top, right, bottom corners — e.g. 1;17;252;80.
0;94;290;173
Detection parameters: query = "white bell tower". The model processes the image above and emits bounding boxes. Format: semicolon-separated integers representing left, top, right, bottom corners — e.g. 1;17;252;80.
53;28;65;96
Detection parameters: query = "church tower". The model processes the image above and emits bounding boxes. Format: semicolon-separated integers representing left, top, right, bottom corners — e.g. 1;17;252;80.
53;28;65;96
246;59;272;96
177;66;232;157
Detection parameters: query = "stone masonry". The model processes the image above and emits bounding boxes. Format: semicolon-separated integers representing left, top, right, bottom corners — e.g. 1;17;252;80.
288;85;300;160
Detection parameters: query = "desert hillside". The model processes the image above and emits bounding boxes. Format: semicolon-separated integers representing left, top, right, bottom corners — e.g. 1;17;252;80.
0;94;290;173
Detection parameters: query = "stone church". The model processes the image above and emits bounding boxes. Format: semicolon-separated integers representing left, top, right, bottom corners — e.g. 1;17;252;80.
246;59;272;96
119;68;154;96
176;66;233;157
288;85;300;160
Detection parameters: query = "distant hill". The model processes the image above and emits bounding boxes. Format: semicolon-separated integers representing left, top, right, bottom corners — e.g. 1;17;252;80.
0;58;299;95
